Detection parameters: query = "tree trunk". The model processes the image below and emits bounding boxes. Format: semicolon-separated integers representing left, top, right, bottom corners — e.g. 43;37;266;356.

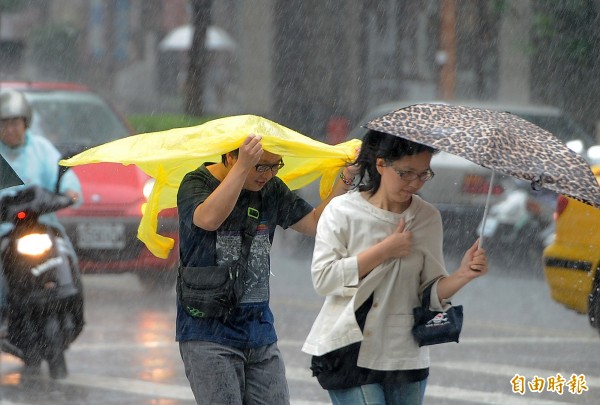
185;0;213;116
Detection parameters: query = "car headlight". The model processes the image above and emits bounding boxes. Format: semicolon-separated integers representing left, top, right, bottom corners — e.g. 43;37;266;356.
16;233;53;256
566;139;584;154
587;145;600;164
143;178;155;200
141;178;155;215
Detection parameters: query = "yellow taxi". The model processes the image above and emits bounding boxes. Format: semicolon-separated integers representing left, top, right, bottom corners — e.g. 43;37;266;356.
543;165;600;333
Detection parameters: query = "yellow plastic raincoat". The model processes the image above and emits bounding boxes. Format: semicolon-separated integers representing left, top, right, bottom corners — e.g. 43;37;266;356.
60;115;361;259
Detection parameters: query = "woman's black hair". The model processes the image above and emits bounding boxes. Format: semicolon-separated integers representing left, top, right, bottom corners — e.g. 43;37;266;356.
353;129;437;195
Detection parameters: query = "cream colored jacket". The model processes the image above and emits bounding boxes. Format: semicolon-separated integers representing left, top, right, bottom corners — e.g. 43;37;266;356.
302;191;450;371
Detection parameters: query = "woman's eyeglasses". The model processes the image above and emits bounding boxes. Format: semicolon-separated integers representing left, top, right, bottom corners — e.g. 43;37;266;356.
255;161;285;173
389;167;435;182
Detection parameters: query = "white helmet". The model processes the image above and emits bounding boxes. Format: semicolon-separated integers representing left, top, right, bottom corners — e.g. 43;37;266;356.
0;90;32;127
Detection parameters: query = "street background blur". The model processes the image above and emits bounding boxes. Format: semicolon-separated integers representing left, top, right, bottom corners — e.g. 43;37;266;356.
1;0;599;143
3;2;600;403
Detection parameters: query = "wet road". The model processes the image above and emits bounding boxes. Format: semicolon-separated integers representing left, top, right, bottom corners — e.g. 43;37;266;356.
1;228;599;404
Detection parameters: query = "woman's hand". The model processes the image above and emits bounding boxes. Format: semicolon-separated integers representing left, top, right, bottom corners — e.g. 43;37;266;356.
436;239;488;300
342;147;362;182
380;218;412;260
458;239;488;279
357;218;412;279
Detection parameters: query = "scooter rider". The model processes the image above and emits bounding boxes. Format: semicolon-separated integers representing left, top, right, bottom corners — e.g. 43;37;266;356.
0;90;82;338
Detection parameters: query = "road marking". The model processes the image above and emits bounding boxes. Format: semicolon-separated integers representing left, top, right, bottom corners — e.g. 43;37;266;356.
286;366;577;405
58;373;195;400
0;362;589;405
67;335;598;352
426;384;574;405
69;341;176;351
290;402;329;405
290;401;329;405
280;336;599;347
434;361;600;388
286;365;315;382
285;366;580;404
458;336;599;344
1;366;327;404
5;339;597;404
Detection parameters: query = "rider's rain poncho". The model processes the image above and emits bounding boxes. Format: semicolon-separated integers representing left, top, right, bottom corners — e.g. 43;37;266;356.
0;130;82;233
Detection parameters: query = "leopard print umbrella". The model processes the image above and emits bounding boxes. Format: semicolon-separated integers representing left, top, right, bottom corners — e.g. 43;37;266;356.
366;103;600;209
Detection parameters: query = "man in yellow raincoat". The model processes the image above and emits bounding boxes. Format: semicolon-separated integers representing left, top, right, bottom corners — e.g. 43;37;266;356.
177;133;357;404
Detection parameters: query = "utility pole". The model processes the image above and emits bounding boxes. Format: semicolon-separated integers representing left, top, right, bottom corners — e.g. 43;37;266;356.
186;0;213;116
438;0;456;100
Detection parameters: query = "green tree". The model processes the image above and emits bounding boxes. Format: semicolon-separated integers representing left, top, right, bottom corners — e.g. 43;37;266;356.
532;0;600;133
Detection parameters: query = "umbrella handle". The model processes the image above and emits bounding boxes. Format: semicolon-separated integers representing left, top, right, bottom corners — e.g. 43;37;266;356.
478;170;496;250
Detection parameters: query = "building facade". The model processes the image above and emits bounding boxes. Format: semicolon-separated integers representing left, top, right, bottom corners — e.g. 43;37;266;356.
0;0;535;138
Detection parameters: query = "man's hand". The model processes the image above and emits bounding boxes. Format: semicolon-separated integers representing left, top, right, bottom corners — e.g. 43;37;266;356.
236;134;263;170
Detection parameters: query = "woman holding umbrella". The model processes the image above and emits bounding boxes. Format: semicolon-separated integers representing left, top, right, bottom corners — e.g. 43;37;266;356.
302;129;488;404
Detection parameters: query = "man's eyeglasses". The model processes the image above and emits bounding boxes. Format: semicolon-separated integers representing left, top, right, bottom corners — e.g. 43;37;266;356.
255;161;285;173
389;166;435;182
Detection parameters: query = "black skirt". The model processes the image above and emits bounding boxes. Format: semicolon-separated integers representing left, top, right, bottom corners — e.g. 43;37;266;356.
310;295;428;390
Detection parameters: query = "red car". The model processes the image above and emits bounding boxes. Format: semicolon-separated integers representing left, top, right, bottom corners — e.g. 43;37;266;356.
0;81;179;289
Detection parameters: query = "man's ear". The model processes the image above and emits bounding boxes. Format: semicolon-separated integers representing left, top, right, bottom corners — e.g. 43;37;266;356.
225;152;237;167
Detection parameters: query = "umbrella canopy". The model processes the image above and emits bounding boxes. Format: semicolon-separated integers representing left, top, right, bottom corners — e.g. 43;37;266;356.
158;24;237;52
1;154;24;190
366;103;600;210
60;115;360;259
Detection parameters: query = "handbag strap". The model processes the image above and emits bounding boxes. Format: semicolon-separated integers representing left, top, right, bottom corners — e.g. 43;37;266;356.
421;280;452;308
177;192;261;273
238;191;262;264
420;282;436;308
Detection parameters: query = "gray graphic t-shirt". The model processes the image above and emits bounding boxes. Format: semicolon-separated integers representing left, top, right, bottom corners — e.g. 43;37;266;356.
176;163;314;348
215;224;271;303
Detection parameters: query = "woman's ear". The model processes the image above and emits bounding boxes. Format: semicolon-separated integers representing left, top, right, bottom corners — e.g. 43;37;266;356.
375;157;386;176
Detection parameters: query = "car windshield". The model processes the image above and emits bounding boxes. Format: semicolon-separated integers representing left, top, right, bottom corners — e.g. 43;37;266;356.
24;91;130;155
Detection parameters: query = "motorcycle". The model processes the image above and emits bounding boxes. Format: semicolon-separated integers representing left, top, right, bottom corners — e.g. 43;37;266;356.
478;181;555;266
0;185;84;379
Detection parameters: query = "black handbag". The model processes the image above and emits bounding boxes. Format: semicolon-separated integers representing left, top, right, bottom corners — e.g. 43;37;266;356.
411;282;463;346
177;192;261;319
